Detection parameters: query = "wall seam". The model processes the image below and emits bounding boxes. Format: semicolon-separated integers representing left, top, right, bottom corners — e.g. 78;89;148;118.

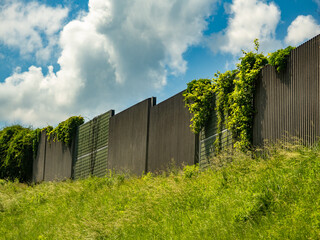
145;97;155;173
42;131;47;182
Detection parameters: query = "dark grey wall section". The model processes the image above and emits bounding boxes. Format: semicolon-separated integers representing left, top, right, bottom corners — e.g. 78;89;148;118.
147;91;198;172
108;98;154;175
43;139;74;181
32;131;46;183
253;35;320;146
33;131;74;182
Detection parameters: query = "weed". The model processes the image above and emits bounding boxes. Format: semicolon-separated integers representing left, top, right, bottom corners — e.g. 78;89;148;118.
1;145;320;239
183;164;199;179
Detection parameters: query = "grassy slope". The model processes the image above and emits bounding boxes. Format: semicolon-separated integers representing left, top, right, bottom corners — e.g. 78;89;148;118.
1;145;320;240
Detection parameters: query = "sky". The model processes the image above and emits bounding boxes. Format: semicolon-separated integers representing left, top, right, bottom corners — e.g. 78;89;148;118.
0;0;319;128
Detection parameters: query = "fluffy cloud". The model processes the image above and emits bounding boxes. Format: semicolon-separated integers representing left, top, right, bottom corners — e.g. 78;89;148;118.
0;1;68;63
0;66;70;125
207;0;282;55
0;0;215;126
285;15;320;46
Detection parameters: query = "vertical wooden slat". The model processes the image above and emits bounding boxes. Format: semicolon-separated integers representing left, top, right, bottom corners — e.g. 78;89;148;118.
253;34;320;146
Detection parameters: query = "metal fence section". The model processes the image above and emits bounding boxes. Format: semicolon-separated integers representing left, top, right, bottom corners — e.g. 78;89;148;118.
73;110;114;179
199;102;232;169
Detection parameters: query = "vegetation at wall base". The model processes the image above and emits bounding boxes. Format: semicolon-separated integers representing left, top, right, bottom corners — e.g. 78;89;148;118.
184;40;295;151
0;143;319;239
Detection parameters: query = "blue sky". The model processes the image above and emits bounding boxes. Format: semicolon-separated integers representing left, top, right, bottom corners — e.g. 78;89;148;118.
0;0;319;128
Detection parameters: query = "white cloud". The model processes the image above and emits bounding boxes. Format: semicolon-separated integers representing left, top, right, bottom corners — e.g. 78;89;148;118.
207;0;282;55
0;66;70;126
0;0;216;127
285;15;320;46
0;0;68;63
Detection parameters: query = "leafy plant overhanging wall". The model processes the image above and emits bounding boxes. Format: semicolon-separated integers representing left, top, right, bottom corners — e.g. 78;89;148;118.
46;116;84;147
184;40;295;151
0;116;84;181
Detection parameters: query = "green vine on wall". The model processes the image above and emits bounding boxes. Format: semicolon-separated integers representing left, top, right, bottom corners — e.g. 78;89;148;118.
268;46;295;72
183;79;215;134
46;116;84;147
0;126;40;181
0;116;84;181
184;40;295;151
213;70;237;151
228;47;268;150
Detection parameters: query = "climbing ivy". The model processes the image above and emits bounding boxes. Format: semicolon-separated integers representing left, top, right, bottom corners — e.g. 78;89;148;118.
228;48;268;150
183;79;215;134
213;70;237;151
0;116;84;181
268;46;295;72
0;125;40;181
184;40;295;152
46;116;84;147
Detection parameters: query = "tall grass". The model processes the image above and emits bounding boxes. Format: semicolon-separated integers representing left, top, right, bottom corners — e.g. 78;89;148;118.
1;143;320;239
